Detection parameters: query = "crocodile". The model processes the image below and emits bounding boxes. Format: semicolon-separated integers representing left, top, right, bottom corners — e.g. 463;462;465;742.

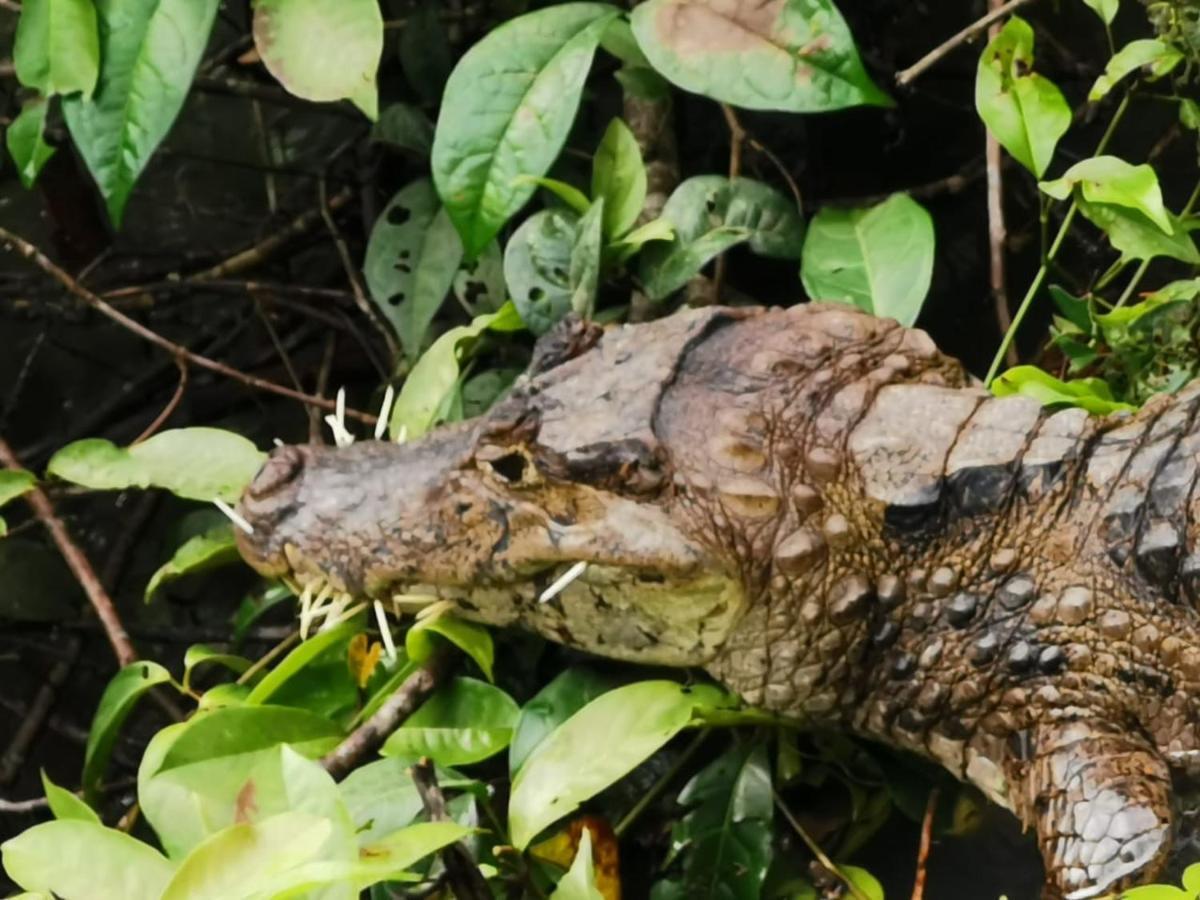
235;303;1200;899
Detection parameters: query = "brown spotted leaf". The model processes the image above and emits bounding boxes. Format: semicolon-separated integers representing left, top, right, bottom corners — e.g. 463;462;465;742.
630;0;889;112
533;816;621;900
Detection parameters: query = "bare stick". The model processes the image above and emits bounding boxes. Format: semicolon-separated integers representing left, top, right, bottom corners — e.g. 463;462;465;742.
320;649;452;780
911;787;940;900
411;758;492;900
0;436;137;666
133;357;189;444
895;0;1038;87
985;0;1018;368
713;104;746;302
0;227;376;424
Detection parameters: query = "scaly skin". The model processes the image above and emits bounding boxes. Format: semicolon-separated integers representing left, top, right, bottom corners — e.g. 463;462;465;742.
235;304;1200;898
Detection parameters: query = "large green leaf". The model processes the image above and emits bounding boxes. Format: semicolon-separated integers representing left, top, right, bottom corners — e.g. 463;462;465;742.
62;0;221;225
364;179;465;361
244;620;361;705
991;365;1135;415
975;16;1070;178
1;820;173;900
83;661;172;799
47;428;266;503
1040;157;1173;233
1089;39;1183;101
337;758;425;846
381;676;519;767
509;667;615;775
389;302;525;440
630;0;888;111
800;192;935;326
145;525;240;602
432;3;621;259
157;706;343;774
651;742;773;900
13;0;99;97
253;0;381;118
509;681;728;848
6;99;57;189
592;118;647;240
406;614;495;682
505;208;581;334
0;469;36;509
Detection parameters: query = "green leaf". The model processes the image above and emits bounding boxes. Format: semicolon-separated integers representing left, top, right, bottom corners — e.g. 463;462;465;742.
991;365;1136;415
841;865;885;900
974;16;1070;178
1181;98;1200;132
406;614;495;682
371;103;435;157
357;820;474;876
506;208;581;334
389;302;525;440
181;644;252;692
640;227;749;299
1075;198;1200;264
40;771;99;824
1089;39;1183;101
13;0;99;97
253;0;382;119
364;179;464;360
157;706;343;774
652;742;773;900
454;240;508;314
1145;278;1200;303
381;676;520;767
6;98;57;189
630;0;889;112
1;820;173;900
83;661;172;798
570;199;606;319
1080;0;1118;24
1041;156;1173;234
800;193;935;326
145;525;240;602
338;758;425;846
592;118;647;240
550;826;604;900
510;667;615;775
432;3;622;259
0;469;35;508
609;217;676;264
516;175;593;216
159;811;336;900
245;619;360;705
509;680;728;848
62;0;221;226
47;428;266;503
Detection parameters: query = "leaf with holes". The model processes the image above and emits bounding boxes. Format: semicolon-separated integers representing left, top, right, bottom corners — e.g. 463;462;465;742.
6;99;56;189
975;16;1070;178
592;118;646;240
62;0;221;225
800;193;935;326
13;0;99;97
505;208;580;333
364;179;465;361
570;200;606;319
631;0;889;112
253;0;382;118
432;3;622;259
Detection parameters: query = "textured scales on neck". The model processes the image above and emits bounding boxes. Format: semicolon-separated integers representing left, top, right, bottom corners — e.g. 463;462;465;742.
235;304;1200;899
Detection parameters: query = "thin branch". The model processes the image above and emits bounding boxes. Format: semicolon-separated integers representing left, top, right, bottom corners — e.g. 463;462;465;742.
985;0;1017;368
411;759;492;900
0;436;137;667
713;105;746;301
321;649;452;781
132;357;189;444
911;787;940;900
895;0;1038;87
774;787;871;900
0;226;376;424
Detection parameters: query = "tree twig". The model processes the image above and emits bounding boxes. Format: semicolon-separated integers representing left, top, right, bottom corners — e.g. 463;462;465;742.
774;787;871;900
985;0;1017;367
895;0;1038;87
713;105;746;302
132;356;189;444
911;787;940;900
411;758;492;900
320;649;453;780
0;226;376;424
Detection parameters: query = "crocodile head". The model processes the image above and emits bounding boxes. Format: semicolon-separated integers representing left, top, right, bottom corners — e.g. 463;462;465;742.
236;311;749;666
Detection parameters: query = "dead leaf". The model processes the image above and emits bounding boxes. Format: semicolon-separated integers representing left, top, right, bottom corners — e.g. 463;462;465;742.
531;815;621;900
348;632;382;688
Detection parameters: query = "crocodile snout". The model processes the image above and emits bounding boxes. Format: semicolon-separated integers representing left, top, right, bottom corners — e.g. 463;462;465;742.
235;444;313;577
245;444;308;502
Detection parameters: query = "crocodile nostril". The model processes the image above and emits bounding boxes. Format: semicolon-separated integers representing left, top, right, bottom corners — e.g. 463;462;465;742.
246;444;307;501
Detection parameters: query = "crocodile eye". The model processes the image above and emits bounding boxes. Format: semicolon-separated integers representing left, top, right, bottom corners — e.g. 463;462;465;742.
489;451;529;483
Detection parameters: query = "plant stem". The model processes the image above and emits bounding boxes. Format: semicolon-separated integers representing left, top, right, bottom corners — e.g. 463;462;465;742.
1114;177;1200;309
984;92;1132;386
613;728;709;837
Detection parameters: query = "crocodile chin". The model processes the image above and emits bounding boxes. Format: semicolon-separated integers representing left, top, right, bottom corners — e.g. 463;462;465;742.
236;433;747;666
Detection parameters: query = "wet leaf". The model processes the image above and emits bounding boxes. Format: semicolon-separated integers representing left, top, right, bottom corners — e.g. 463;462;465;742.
975;16;1070;177
245;619;361;705
371;103;435;157
47;428;266;503
40;771;99;824
631;0;889;112
1041;157;1173;233
1089;39;1183;101
1;820;173;900
6;99;57;189
364;179;464;360
991;365;1136;415
652;742;773;900
432;3;621;258
506;208;580;333
509;681;729;848
406;613;495;682
389;302;525;440
145;525;240;602
382;676;520;766
63;0;221;225
801;193;935;326
253;0;382;119
592;118;647;240
510;667;615;774
13;0;99;97
83;661;172;799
